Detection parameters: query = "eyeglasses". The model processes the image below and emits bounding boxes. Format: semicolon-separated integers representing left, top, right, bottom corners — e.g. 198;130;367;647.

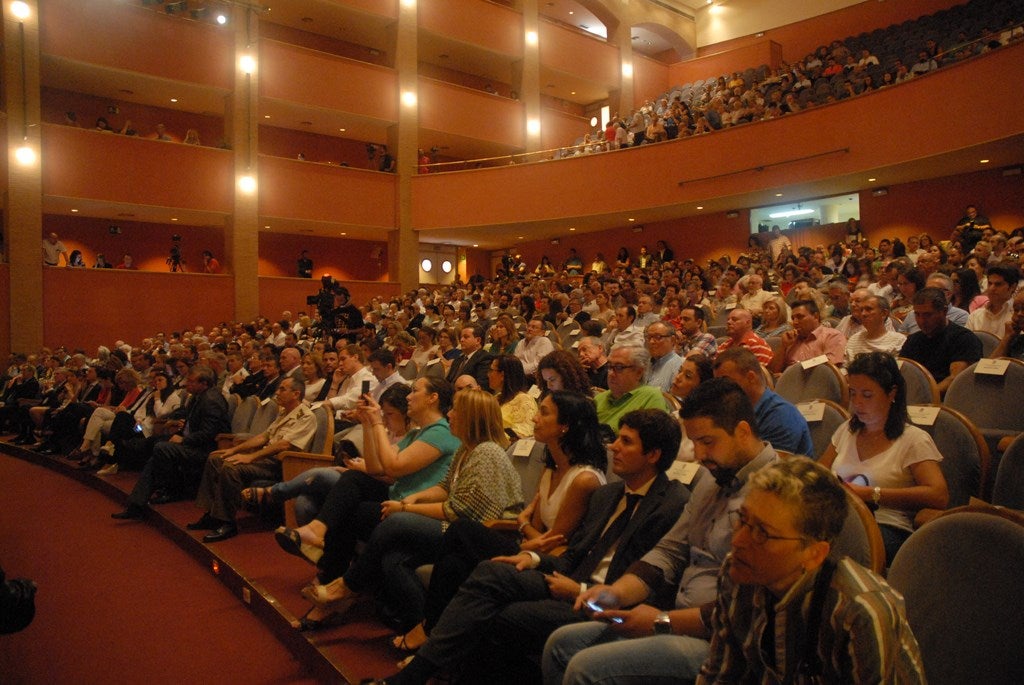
645;334;671;341
606;364;639;373
728;510;806;545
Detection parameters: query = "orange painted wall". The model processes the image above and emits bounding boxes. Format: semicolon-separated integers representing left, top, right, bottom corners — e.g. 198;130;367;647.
539;20;619;86
411;45;1024;230
42;88;226;148
418;78;525;148
40;0;233;90
633;55;670;109
258;125;380;168
419;0;523;57
669;41;781;89
41;124;234;213
40;215;226;273
42;268;235;351
257;232;389;281
259;40;398;123
541;108;591;149
258;155;397;228
419;62;513;98
697;0;963;64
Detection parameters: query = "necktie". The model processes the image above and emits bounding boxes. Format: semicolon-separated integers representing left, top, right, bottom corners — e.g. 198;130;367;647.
573;493;642;581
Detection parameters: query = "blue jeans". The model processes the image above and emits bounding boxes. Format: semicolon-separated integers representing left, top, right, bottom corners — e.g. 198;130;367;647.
344;512;444;631
543;620;708;685
269;467;342;525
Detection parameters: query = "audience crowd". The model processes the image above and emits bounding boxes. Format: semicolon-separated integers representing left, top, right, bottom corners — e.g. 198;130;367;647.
3;197;1022;682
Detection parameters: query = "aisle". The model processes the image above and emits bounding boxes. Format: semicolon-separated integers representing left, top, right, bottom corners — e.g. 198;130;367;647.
0;454;320;685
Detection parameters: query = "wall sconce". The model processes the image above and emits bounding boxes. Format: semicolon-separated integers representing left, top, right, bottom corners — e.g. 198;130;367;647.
238;175;257;194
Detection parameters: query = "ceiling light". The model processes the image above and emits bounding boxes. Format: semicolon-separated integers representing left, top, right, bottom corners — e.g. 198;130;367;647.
15;145;35;166
10;2;30;20
71;208;79;213
697;206;703;210
264;115;270;119
526;31;538;46
868;177;876;182
171;218;178;222
238;175;257;193
980;159;990;164
775;193;783;197
401;91;417;107
628;218;635;222
473;244;479;247
170;98;178;103
569;227;576;231
216;14;227;25
239;55;256;74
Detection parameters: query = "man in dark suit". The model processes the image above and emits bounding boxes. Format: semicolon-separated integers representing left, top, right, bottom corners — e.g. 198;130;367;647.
444;324;492;389
377;409;690;685
112;365;230;519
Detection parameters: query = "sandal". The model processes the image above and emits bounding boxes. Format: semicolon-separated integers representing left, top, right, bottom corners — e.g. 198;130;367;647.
292;604;340;632
391;623;427;653
274;527;324;565
241;486;274;513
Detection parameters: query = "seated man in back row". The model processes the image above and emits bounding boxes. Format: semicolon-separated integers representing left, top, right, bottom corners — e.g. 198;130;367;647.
188;376;317;542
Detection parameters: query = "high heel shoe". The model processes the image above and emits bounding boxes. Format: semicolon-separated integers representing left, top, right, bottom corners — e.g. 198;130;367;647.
274;527;323;565
292;604;340;632
300;577;355;614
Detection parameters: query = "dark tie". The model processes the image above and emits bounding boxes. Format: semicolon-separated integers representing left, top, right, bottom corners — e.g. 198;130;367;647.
573;493;643;581
450;353;469;379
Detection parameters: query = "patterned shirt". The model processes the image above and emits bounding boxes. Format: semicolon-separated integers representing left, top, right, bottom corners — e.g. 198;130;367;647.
697;556;926;684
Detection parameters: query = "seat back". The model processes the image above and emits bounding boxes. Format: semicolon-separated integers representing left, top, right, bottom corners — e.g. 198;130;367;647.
944;361;1024;451
225;392;240;423
910;405;989;508
507;439;548;502
308;405;335;454
796;399;850;461
398;359;418;381
248;399;280;436
230;395;259;433
888;509;1024;685
774;361;848;405
992;433;1024;509
898;357;940;405
830;487;886;574
974;330;1000;358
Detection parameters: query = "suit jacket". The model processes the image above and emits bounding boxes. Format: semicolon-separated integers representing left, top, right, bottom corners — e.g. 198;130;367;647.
445;348;494;388
536;472;690;584
173;386;230;453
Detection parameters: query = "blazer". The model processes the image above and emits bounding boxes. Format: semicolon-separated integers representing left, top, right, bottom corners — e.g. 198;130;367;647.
445;349;494;388
536;471;690;584
173;386;230;453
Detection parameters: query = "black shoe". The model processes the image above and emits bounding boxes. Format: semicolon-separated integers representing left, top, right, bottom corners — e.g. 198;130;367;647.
202;522;238;543
35;444;58;455
111;504;146;521
186;513;220;531
12;435;33;445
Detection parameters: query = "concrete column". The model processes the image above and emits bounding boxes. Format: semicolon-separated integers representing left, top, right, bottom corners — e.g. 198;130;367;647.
5;1;43;353
226;4;260;321
609;19;635;119
392;0;419;293
519;0;541;153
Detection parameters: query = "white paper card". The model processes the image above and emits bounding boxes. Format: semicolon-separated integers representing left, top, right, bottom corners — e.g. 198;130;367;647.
569;329;580;337
571;341;580;349
796;401;826;422
512;438;536;457
800;355;829;370
399;359;410;367
426;358;440;366
527;385;542;399
975;359;1009;376
907;405;940;426
667;461;701;485
725;303;737;310
260;397;274;406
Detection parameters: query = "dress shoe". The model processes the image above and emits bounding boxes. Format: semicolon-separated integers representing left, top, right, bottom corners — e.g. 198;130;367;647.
111;504;146;521
186;513;220;531
202;522;238;543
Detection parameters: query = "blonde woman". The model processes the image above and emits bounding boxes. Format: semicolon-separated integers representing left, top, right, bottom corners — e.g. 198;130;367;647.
754;295;792;338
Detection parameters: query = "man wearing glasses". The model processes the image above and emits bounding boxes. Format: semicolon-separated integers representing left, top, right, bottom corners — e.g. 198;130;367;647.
545;377;779;683
593;345;670;434
644;322;683;393
699;458;924;683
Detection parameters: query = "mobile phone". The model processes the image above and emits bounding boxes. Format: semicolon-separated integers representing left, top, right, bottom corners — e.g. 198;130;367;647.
361;379;371;395
585;600;623;623
133;423;144;434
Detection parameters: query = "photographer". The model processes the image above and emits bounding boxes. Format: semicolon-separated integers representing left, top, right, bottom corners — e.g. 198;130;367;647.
331;286;363;344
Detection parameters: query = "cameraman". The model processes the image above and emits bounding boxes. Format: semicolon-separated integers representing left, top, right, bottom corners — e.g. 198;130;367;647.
332;286;363;344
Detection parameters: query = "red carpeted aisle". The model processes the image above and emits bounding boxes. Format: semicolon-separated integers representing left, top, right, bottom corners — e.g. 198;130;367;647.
0;454;320;685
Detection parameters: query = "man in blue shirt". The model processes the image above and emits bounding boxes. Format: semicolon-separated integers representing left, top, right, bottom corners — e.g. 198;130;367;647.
713;347;813;456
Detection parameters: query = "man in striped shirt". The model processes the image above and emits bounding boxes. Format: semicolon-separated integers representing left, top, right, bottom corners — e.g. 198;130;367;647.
697;458;926;684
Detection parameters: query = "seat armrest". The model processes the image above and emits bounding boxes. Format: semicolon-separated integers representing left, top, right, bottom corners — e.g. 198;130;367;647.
280;450;336;528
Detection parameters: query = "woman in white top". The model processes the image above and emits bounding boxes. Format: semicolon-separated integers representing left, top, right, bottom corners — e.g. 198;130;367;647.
392;390;606;653
820;352;947;564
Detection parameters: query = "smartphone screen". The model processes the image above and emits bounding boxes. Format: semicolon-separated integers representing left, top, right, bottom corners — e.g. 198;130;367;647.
361;379;371;395
585;600;623;623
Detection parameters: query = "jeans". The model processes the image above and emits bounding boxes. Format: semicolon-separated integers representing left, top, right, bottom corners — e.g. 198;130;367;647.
269;467;342;525
543;620;708;685
344;511;444;632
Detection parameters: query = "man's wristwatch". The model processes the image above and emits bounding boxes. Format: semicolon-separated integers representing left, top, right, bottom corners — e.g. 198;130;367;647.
653;612;672;635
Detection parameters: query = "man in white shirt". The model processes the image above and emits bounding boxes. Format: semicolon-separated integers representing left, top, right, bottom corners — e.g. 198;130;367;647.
967;266;1019;336
42;232;68;267
367;348;409;402
845;295;906;364
514;318;556;376
326;344;377;416
606;306;645;350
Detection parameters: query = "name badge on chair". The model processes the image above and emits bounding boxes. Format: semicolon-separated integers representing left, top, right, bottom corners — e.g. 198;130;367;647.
907;405;940;426
796;401;826;422
800;355;829;370
975;359;1009;376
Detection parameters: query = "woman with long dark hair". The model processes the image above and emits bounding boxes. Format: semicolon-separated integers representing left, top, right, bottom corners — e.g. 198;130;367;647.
392;390;605;653
820;352;948;562
488;354;538;440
